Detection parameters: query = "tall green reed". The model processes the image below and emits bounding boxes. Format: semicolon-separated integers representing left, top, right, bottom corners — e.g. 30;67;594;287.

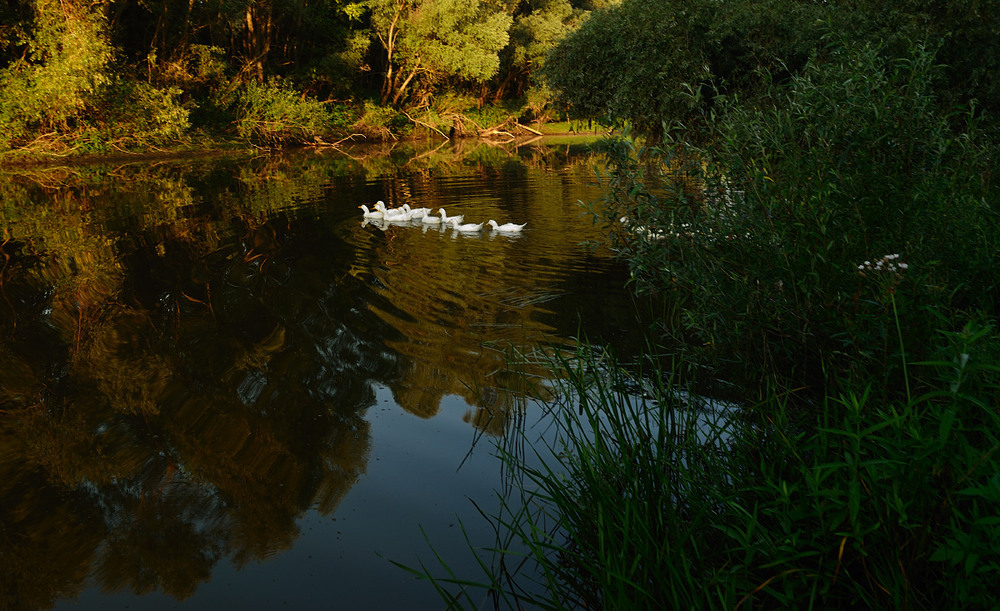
401;328;1000;609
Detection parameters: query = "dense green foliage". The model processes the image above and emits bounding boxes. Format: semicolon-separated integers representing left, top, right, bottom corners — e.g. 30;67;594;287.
0;0;113;149
544;0;1000;140
604;43;999;398
368;0;513;105
406;0;1000;607
3;0;997;154
233;79;341;144
0;0;601;156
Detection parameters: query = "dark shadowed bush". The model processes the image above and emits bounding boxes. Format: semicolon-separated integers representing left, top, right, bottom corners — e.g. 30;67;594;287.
601;42;999;399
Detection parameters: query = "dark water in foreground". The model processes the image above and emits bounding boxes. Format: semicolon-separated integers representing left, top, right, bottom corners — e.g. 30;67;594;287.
0;141;653;610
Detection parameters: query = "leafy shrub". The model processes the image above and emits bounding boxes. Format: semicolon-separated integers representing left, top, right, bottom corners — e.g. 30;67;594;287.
542;0;711;140
0;1;189;153
602;42;999;398
352;100;409;139
726;324;1000;608
158;44;228;89
358;101;398;129
101;80;190;141
235;79;332;145
326;102;355;129
0;0;111;149
465;101;517;130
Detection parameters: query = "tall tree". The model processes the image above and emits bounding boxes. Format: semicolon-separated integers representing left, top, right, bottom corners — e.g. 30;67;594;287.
491;0;594;104
368;0;512;105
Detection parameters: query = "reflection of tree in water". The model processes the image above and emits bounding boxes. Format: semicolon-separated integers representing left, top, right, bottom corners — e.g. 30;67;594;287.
361;216;575;426
0;145;623;609
0;207;393;608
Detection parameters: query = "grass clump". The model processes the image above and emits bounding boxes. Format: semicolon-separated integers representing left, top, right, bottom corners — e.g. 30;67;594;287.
407;335;1000;609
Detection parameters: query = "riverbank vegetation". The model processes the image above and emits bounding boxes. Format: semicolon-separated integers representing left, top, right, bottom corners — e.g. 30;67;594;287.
410;0;1000;608
0;0;609;160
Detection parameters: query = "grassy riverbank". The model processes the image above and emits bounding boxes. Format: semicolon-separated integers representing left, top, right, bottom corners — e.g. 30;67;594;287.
407;40;1000;610
444;340;999;609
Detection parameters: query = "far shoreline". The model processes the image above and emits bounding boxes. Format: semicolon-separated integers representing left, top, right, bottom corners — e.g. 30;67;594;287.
0;128;609;170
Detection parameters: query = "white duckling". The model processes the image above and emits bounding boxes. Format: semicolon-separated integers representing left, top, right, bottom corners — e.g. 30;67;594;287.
449;218;484;232
487;220;527;233
392;203;422;222
374;201;406;221
359;204;384;219
385;208;413;222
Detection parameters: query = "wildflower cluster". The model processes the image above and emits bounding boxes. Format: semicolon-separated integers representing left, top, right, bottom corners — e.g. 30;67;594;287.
857;253;909;279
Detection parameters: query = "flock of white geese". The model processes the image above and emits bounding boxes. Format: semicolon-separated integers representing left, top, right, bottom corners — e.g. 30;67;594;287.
359;201;527;233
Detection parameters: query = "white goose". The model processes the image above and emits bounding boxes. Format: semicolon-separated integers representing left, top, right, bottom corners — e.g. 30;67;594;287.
487;220;527;233
359;204;384;219
449;218;484;232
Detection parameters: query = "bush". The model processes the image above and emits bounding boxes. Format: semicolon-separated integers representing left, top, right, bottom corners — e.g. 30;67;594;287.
0;1;192;154
235;79;332;145
0;0;111;150
542;0;712;141
351;100;410;140
601;42;999;398
101;80;190;142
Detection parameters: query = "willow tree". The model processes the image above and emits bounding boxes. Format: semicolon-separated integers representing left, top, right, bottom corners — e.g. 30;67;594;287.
368;0;512;105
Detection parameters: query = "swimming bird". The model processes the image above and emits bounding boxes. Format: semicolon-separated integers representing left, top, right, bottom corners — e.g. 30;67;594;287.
384;208;412;222
487;220;527;233
408;206;430;219
439;208;464;225
377;202;415;222
422;209;443;224
449;218;484;232
359;204;384;219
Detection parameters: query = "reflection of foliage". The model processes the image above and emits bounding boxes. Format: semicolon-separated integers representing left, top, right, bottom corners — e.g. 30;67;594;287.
0;475;103;611
96;492;220;599
0;162;382;606
0;143;632;608
82;311;173;416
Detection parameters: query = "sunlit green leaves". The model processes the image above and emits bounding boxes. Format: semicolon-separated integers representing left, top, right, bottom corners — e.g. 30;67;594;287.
368;0;512;103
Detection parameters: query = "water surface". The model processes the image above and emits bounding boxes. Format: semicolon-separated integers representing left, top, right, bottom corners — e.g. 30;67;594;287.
0;140;652;609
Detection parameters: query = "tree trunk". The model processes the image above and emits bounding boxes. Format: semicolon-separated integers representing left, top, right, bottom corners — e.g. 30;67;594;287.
391;59;420;106
244;1;272;82
378;0;408;105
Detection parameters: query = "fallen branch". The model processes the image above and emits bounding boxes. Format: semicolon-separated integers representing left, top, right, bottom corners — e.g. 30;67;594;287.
403;112;450;139
310;133;366;147
514;122;543;136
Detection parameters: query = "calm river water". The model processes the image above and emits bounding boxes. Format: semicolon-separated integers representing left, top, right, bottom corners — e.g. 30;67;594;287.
0;140;653;610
